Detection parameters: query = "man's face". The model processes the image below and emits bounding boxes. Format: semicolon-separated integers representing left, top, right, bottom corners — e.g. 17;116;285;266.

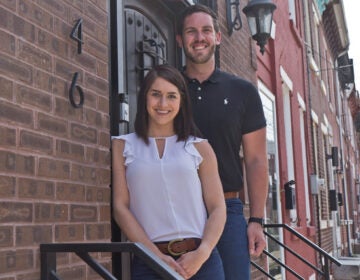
177;12;221;64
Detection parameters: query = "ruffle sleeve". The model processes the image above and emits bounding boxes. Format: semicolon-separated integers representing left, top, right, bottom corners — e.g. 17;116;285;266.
111;134;134;166
184;136;207;169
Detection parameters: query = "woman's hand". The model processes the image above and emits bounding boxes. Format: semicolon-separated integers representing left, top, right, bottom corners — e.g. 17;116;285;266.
158;253;188;279
176;246;210;279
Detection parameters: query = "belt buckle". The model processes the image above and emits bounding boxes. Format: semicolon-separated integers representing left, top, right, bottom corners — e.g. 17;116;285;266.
167;238;185;256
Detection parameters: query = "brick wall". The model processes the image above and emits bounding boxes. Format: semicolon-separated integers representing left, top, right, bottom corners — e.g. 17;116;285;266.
0;0;111;279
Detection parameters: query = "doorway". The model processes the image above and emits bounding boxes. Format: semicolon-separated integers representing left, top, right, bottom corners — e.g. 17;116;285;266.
109;1;188;278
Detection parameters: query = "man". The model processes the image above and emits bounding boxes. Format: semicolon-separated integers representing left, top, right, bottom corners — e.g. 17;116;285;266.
176;4;269;279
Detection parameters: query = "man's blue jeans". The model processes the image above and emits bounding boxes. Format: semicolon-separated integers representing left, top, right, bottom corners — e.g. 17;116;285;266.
217;198;250;280
131;247;224;280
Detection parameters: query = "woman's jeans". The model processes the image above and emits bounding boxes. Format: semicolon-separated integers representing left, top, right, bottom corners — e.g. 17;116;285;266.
131;247;224;280
217;198;250;280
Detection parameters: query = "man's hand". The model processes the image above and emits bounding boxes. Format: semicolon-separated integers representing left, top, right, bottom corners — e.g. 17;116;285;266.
247;222;266;257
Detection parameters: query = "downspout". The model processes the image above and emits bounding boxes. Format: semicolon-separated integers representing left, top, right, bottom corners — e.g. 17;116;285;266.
337;93;352;256
302;0;322;250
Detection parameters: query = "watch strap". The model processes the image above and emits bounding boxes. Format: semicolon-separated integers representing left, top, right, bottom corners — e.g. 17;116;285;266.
248;217;264;227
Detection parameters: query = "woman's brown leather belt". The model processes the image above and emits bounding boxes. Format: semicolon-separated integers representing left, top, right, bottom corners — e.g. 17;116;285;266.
155;238;201;257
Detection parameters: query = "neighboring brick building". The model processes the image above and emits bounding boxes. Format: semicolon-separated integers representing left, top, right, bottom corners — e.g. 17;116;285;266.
255;0;360;279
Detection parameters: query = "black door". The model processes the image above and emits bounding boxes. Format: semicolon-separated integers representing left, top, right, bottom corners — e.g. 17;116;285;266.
110;1;188;278
111;0;186;136
124;0;178;132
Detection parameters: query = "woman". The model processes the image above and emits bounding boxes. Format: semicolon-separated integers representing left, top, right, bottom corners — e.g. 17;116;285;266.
112;64;226;280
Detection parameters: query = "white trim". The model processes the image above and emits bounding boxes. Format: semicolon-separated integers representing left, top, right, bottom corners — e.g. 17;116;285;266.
320;220;328;229
321;123;328;134
311;110;319;124
280;66;293;91
297;93;306;111
309;56;320;75
271;21;276;39
258;80;273;97
321;80;327;96
323;114;329;127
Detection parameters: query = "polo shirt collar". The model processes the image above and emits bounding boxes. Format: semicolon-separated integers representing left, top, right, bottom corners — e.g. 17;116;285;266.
182;67;221;84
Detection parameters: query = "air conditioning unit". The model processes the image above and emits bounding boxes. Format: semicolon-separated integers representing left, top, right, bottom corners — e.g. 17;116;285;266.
310;174;325;194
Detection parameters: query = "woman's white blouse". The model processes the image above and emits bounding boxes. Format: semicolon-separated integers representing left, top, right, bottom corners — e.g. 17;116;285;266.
112;133;207;242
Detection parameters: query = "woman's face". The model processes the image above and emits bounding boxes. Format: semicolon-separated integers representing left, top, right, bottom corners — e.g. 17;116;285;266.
146;77;181;130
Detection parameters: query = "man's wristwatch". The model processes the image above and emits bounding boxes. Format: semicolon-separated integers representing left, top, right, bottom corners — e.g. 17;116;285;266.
248;217;264;227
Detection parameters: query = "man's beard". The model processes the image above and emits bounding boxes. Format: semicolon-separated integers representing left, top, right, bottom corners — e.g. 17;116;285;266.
183;44;216;64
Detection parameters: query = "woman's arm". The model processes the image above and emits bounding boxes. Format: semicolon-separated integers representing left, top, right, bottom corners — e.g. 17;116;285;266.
177;140;226;277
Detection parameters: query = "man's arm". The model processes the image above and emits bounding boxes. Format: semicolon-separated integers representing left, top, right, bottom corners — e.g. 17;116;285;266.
242;127;268;256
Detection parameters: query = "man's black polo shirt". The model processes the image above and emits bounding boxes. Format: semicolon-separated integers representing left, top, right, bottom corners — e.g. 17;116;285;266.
185;68;266;192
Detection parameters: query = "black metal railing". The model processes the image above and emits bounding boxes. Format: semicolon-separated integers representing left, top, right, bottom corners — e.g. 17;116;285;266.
251;223;341;280
40;242;183;280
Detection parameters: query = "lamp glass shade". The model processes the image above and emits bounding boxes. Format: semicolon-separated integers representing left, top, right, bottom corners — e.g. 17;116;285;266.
246;7;273;36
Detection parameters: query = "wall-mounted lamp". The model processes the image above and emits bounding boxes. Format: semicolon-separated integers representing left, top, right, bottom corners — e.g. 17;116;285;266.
242;0;276;55
226;0;242;36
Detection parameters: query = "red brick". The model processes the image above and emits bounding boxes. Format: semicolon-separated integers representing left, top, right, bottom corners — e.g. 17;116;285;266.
33;69;55;94
17;272;41;280
54;97;83;121
99;205;111;222
37;28;69;59
0;176;16;198
16;225;52;246
52;77;68;98
70;123;97;144
85;147;110;166
97;61;108;80
0;226;13;247
0;126;16;147
71;51;97;73
70;204;97;222
0;101;34;127
0;7;35;42
99;131;111;148
56;139;85;161
84;36;108;62
55;58;83;82
0;151;35;175
98;95;109;113
34;203;68;222
86;223;111;240
0;249;33;274
0;202;32;223
38;157;70;179
18;178;55;199
20;130;53;154
84;73;108;96
0;29;15;55
1;0;15;10
18;0;54;32
0;76;13;100
18;40;52;72
70;163;97;185
55;224;84;242
57;265;86;280
84;108;103;127
86;186;110;203
38;113;68;137
0;55;33;85
56;182;86;201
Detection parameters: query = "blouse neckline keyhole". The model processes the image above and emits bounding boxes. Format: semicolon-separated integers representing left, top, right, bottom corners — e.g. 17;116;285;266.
155;138;166;159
